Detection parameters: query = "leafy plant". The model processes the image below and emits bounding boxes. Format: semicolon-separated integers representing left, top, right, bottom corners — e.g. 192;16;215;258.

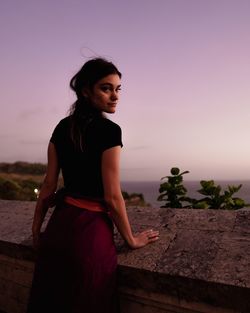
193;180;247;210
157;167;190;208
158;168;249;210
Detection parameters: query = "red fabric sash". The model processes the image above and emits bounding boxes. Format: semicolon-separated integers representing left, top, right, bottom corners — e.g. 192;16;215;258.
64;196;107;212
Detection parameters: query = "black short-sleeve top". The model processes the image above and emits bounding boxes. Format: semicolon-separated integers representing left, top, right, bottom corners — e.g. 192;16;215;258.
50;116;123;199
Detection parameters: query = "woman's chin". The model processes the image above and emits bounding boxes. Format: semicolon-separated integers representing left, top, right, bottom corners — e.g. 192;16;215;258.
105;108;116;114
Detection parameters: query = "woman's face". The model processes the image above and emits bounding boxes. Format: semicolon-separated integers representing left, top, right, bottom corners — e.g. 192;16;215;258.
86;74;121;114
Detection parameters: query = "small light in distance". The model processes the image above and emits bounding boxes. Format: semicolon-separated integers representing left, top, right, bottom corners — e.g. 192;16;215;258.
34;188;39;198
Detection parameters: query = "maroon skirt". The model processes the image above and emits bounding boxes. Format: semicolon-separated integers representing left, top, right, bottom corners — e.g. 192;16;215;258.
26;202;119;313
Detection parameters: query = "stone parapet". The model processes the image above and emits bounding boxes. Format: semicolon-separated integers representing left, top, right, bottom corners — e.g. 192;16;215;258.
0;200;250;313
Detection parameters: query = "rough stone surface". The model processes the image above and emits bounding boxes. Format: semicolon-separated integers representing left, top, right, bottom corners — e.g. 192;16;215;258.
0;200;250;312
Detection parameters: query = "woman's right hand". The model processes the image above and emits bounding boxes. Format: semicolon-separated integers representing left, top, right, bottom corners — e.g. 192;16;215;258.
33;233;40;250
129;229;159;249
32;225;42;251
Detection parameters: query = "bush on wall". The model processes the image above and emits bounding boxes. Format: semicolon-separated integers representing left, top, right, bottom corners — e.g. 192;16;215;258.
158;167;249;210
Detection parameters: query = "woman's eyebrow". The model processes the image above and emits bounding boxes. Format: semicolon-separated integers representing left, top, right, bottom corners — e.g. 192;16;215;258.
99;83;121;88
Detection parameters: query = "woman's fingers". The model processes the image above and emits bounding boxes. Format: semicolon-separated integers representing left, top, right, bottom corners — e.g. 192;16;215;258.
131;229;159;249
143;229;159;239
140;229;160;243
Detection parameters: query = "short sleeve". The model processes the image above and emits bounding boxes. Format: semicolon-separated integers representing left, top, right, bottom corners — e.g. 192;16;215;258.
50;120;64;147
100;120;123;152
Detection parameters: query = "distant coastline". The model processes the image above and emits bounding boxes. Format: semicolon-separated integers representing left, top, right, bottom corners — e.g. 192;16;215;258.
1;162;250;208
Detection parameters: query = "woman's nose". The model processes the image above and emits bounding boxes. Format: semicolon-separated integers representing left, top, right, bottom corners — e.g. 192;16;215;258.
111;91;119;100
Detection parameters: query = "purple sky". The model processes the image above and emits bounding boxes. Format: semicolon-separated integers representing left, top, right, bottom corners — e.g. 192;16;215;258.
0;0;250;181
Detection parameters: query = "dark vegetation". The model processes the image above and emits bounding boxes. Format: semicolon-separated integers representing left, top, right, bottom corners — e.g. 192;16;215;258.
158;167;249;210
0;162;46;201
122;191;149;206
0;162;46;175
0;176;41;201
0;162;148;205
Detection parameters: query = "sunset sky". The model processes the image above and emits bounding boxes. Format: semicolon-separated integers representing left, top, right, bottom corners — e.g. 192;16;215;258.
1;0;250;181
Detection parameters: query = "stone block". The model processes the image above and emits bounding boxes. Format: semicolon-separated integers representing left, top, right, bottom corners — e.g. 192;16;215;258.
156;229;222;281
211;232;250;288
1;200;250;313
160;208;236;232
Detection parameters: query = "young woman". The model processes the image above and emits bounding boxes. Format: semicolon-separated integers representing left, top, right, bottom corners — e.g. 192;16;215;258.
27;58;159;313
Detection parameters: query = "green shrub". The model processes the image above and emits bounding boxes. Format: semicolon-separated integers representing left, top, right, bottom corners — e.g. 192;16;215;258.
158;167;249;210
193;180;247;210
157;167;190;208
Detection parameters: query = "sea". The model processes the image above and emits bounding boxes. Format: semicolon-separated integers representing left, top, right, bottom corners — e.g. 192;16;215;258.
121;180;250;208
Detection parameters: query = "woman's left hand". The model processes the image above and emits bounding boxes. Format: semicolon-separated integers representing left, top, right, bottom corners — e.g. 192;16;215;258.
129;229;159;249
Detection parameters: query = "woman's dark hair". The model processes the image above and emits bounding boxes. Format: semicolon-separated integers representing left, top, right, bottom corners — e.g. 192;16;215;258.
69;58;122;151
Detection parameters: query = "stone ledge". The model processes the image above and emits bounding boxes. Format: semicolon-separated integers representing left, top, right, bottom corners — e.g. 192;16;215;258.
119;287;238;313
0;200;250;312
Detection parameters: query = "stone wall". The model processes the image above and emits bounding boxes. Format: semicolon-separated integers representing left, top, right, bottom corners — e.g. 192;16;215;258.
0;200;250;313
0;254;33;313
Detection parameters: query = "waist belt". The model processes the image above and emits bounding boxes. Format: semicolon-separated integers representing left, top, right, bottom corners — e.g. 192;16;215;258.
43;188;107;213
64;196;107;212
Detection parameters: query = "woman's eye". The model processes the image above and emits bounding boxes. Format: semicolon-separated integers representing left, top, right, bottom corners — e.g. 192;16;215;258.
101;86;111;92
100;86;121;93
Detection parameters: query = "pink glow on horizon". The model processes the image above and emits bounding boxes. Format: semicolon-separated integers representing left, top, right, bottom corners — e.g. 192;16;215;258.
0;0;250;180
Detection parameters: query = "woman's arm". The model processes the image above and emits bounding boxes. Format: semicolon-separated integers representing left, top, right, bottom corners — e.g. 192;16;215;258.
102;146;159;249
32;142;60;249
